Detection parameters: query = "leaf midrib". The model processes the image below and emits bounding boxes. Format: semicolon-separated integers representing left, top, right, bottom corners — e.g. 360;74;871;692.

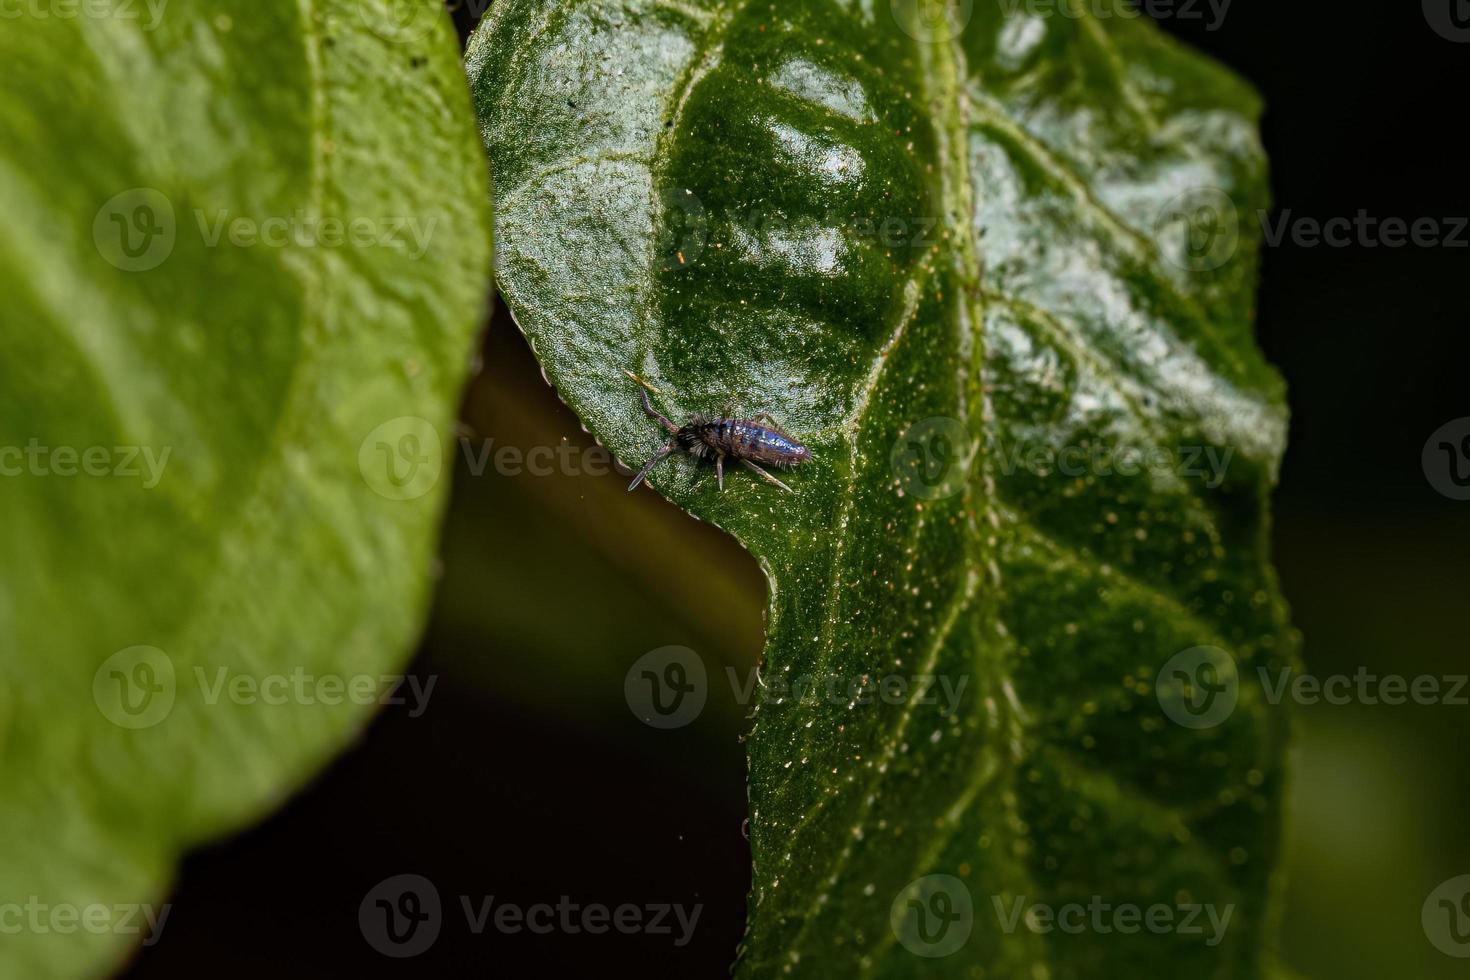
772;7;1026;969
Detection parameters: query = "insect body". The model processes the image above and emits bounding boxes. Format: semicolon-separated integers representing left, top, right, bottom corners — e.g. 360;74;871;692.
627;387;811;493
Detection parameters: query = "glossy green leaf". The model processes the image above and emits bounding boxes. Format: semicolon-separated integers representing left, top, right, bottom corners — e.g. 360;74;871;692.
0;2;490;976
469;1;1293;976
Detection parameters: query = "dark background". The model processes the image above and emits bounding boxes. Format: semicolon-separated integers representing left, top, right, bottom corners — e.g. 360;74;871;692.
125;2;1470;977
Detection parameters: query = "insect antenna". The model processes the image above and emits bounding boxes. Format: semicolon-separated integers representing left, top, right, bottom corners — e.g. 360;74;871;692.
622;369;664;395
637;387;680;436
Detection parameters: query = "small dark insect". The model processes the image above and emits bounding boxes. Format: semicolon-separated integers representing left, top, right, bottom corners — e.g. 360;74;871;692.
626;382;812;494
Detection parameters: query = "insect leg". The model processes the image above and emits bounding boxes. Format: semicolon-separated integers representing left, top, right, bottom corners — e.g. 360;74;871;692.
716;453;725;491
627;440;677;492
739;458;794;493
639;388;681;436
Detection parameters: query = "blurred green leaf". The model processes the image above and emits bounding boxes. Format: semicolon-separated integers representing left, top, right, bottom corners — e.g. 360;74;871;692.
471;0;1295;976
0;2;490;976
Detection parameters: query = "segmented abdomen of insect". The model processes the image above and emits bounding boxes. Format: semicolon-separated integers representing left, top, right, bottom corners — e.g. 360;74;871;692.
700;420;810;467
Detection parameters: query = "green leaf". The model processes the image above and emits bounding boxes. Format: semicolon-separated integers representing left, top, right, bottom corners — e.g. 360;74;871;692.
469;1;1293;976
0;2;490;976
